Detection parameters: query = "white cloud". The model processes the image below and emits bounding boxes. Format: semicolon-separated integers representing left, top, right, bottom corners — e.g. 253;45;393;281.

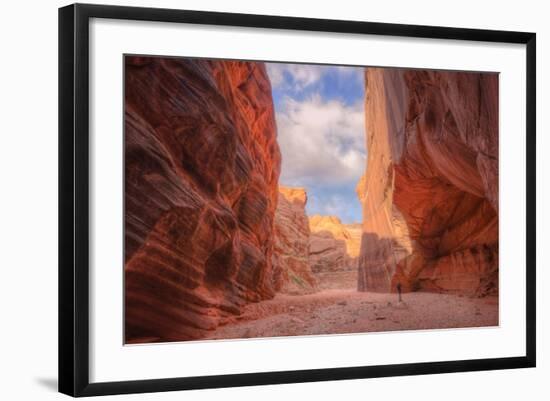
334;66;364;85
307;192;363;224
275;95;366;187
265;64;285;88
317;194;347;216
266;63;364;93
266;63;323;91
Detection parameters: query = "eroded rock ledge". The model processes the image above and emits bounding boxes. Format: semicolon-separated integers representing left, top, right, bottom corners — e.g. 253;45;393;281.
357;68;499;296
272;186;318;295
124;56;281;342
309;215;361;273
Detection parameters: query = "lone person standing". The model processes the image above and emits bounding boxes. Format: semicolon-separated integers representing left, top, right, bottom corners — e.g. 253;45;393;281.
396;282;402;302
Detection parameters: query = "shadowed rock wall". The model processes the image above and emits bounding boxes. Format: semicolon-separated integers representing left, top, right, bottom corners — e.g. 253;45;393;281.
124;56;281;342
357;68;498;295
272;186;318;295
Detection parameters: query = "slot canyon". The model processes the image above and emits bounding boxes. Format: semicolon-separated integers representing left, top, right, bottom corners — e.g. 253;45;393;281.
124;57;499;343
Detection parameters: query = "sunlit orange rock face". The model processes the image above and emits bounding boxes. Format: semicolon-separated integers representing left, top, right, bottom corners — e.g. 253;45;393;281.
357;68;498;296
124;56;281;342
309;215;361;273
272;186;318;295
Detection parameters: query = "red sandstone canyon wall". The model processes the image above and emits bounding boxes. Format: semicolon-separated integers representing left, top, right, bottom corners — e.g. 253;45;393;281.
272;186;318;295
309;215;361;273
357;68;498;296
124;56;281;342
309;216;361;290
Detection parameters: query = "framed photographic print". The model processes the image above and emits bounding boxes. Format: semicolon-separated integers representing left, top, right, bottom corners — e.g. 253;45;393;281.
58;3;536;397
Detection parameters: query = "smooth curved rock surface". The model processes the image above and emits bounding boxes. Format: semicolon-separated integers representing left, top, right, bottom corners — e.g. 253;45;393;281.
272;186;318;295
124;56;281;342
357;68;498;296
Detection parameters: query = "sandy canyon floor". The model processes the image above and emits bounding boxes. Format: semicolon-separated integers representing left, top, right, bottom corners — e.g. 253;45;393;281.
205;288;499;341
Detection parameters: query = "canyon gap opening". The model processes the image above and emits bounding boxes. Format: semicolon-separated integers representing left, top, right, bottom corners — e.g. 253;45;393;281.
266;62;366;294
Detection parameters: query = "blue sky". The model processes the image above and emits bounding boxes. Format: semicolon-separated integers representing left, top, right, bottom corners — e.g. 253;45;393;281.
266;63;366;224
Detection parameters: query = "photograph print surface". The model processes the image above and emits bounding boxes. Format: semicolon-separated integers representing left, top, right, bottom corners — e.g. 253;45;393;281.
124;55;499;344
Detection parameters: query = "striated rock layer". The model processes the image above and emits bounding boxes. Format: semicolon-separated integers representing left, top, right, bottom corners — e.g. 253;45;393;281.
124;56;281;342
309;215;361;273
357;68;498;296
272;187;318;295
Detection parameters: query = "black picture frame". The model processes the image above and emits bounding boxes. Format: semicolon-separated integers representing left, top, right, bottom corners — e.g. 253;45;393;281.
59;3;536;397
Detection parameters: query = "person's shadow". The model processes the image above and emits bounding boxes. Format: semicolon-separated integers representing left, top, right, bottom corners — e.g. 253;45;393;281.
35;377;57;392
